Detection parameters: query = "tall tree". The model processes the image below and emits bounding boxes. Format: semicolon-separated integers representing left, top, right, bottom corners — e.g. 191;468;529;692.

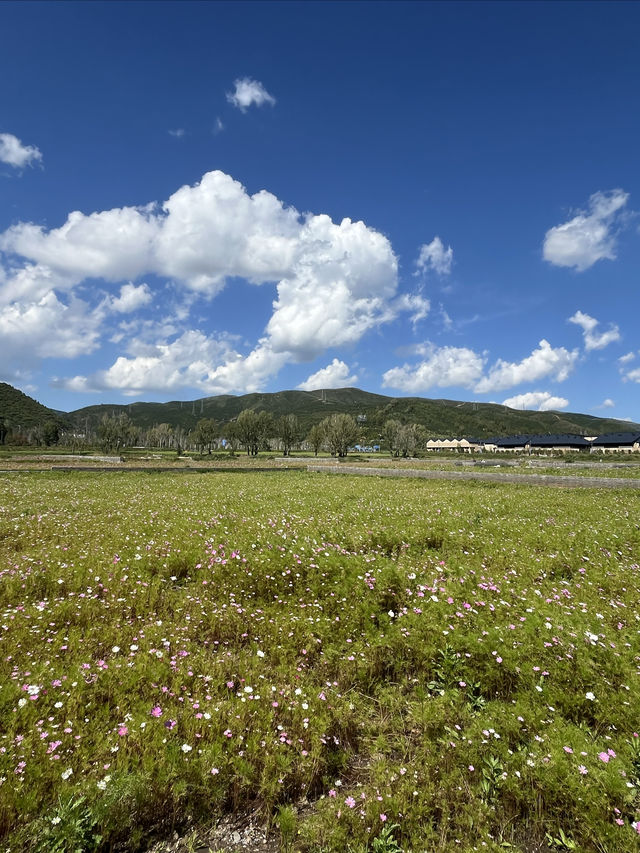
321;413;359;458
383;419;403;457
192;418;218;454
306;423;325;456
235;409;260;456
276;414;301;456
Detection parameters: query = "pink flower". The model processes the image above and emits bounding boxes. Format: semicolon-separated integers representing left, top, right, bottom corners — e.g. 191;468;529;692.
380;813;387;822
150;706;162;717
578;765;588;775
563;746;573;754
598;752;610;763
118;726;128;736
223;729;232;738
345;796;356;808
328;789;337;798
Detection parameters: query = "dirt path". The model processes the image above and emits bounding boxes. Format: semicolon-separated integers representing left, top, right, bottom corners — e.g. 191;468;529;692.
307;464;640;488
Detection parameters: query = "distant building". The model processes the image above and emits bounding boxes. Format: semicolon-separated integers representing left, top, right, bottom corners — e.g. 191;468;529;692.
590;432;640;453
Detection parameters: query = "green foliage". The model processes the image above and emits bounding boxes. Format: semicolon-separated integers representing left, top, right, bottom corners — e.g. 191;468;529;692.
321;413;359;457
30;795;101;853
1;472;640;851
371;823;402;853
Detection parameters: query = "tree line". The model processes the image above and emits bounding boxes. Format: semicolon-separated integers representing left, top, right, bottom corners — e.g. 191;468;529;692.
0;408;437;459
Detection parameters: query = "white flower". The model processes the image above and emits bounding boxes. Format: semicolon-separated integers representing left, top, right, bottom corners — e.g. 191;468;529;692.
51;816;61;825
27;684;41;695
111;646;120;653
585;691;595;701
129;644;138;651
388;610;395;618
54;702;63;708
61;768;73;780
181;744;192;753
244;686;253;693
256;650;265;658
18;698;27;708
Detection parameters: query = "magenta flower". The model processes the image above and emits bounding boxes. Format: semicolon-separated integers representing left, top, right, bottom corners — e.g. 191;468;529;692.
150;706;163;717
118;726;128;736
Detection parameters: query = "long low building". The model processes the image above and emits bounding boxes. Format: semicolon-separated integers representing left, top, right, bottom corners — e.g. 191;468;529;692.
590;432;640;453
422;432;640;454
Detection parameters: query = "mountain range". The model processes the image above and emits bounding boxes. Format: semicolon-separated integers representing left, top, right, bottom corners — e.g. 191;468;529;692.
1;382;638;439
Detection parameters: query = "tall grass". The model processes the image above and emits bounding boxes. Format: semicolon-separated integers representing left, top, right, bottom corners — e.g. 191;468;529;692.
1;471;639;851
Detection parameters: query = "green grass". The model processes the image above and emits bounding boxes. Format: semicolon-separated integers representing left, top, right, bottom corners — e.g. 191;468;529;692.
1;472;640;852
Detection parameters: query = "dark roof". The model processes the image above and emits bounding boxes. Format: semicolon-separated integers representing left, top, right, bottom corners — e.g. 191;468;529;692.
495;435;532;447
591;432;640;447
495;434;592;448
529;434;591;447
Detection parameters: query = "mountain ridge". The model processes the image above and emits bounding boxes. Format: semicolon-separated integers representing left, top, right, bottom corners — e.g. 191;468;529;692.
2;382;639;438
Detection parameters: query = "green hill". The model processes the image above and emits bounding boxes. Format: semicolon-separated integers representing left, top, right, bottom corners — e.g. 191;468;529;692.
0;383;71;431
2;381;638;441
67;386;640;439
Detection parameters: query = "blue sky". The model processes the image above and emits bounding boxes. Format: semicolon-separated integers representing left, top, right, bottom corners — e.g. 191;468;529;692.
1;0;639;420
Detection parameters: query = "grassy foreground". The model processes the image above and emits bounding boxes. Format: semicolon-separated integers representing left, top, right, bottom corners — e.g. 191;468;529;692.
1;471;640;852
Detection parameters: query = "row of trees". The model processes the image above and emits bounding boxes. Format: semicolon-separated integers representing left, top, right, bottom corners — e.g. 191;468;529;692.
2;409;430;459
90;410;369;458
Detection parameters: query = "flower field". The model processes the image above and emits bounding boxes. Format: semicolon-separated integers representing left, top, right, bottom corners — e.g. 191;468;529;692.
1;470;640;852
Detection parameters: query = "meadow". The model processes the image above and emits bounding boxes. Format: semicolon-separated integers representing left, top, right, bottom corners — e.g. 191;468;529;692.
1;470;640;852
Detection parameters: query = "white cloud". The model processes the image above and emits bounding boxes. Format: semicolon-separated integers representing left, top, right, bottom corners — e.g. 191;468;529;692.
297;359;358;391
0;291;102;365
1;206;159;283
266;214;397;359
382;344;485;393
543;189;629;271
226;78;276;111
415;236;453;276
0;170;401;394
0;133;42;168
568;310;620;350
168;128;185;138
108;283;152;314
618;351;640;384
385;339;578;396
154;171;300;292
502;391;569;412
395;292;430;327
62;331;288;397
599;398;615;408
475;339;578;393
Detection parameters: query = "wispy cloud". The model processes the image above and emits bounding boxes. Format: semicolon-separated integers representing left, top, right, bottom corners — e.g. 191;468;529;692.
0;132;42;169
543;189;629;271
226;77;276;112
415;236;453;277
568;310;620;350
